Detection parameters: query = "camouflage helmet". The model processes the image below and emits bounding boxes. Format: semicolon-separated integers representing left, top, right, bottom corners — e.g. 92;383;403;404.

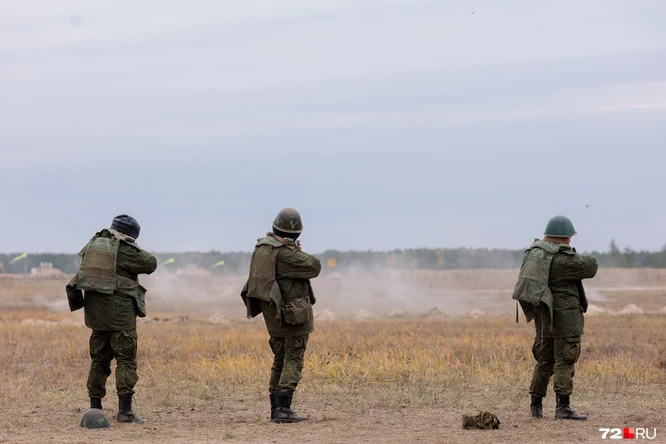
272;208;303;234
544;215;577;237
80;408;111;429
111;214;140;239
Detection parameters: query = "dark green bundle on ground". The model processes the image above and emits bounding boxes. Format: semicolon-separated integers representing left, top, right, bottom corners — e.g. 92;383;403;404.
462;411;500;430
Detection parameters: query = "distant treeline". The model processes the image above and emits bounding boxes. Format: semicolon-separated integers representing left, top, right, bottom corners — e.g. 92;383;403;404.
1;240;665;275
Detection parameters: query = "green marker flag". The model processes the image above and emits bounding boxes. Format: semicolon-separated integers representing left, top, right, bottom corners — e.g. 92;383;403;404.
211;260;225;268
162;258;176;266
9;253;27;264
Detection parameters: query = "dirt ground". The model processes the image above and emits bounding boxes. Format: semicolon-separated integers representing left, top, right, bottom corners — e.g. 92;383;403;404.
2;389;663;444
0;269;664;443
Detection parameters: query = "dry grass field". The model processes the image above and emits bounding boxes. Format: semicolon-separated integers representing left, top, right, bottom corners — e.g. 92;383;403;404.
0;269;664;443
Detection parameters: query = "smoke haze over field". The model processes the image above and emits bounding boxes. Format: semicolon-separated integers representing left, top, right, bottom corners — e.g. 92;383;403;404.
1;1;665;253
3;268;666;321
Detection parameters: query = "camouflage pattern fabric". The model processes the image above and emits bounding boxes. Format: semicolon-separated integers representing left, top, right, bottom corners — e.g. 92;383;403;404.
244;235;320;337
529;336;581;397
87;330;138;398
81;229;157;331
512;240;558;325
533;245;598;338
241;235;284;319
268;335;309;392
242;233;320;395
462;411;501;430
76;235;120;295
516;239;596;400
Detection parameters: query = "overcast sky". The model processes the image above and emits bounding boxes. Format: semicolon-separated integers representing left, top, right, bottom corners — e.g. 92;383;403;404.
1;1;665;254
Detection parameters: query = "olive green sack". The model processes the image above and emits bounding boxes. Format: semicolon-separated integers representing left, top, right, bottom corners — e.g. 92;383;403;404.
245;244;281;304
462;411;500;430
512;240;557;327
241;236;286;320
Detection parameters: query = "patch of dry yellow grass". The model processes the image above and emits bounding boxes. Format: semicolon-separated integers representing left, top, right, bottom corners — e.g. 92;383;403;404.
1;316;663;410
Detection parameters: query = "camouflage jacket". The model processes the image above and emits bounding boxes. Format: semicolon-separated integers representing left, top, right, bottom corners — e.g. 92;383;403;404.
241;234;321;337
76;229;157;331
515;239;598;338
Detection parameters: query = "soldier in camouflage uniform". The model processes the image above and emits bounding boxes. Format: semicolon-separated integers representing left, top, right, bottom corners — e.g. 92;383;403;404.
513;215;598;420
66;215;157;423
241;208;321;423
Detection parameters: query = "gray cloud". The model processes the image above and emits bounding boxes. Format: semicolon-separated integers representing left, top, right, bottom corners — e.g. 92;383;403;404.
1;1;665;253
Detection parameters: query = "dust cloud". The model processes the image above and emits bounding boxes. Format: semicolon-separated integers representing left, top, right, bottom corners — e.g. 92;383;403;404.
139;267;521;320
2;267;666;322
137;266;666;320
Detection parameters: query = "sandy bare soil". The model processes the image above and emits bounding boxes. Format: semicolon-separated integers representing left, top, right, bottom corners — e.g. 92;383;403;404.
2;388;663;444
0;268;664;443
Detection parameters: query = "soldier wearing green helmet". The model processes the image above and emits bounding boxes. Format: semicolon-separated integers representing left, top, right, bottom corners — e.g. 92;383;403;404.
241;208;321;423
513;215;598;421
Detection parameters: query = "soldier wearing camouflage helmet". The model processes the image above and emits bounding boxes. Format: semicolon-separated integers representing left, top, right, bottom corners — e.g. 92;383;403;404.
66;215;157;423
512;215;598;420
241;208;321;423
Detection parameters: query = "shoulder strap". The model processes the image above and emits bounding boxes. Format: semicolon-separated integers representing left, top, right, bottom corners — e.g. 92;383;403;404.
267;232;295;249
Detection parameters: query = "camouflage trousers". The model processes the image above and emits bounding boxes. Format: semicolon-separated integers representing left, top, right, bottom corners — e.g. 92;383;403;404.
87;330;138;398
268;334;309;393
529;336;581;397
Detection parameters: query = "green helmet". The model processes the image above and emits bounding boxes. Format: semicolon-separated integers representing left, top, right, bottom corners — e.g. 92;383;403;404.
80;408;111;429
272;208;303;234
544;215;577;237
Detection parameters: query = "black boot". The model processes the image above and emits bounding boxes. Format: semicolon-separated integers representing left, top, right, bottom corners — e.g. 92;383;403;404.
272;391;308;424
90;397;102;410
530;395;543;418
555;394;587;421
117;396;146;423
270;393;277;420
